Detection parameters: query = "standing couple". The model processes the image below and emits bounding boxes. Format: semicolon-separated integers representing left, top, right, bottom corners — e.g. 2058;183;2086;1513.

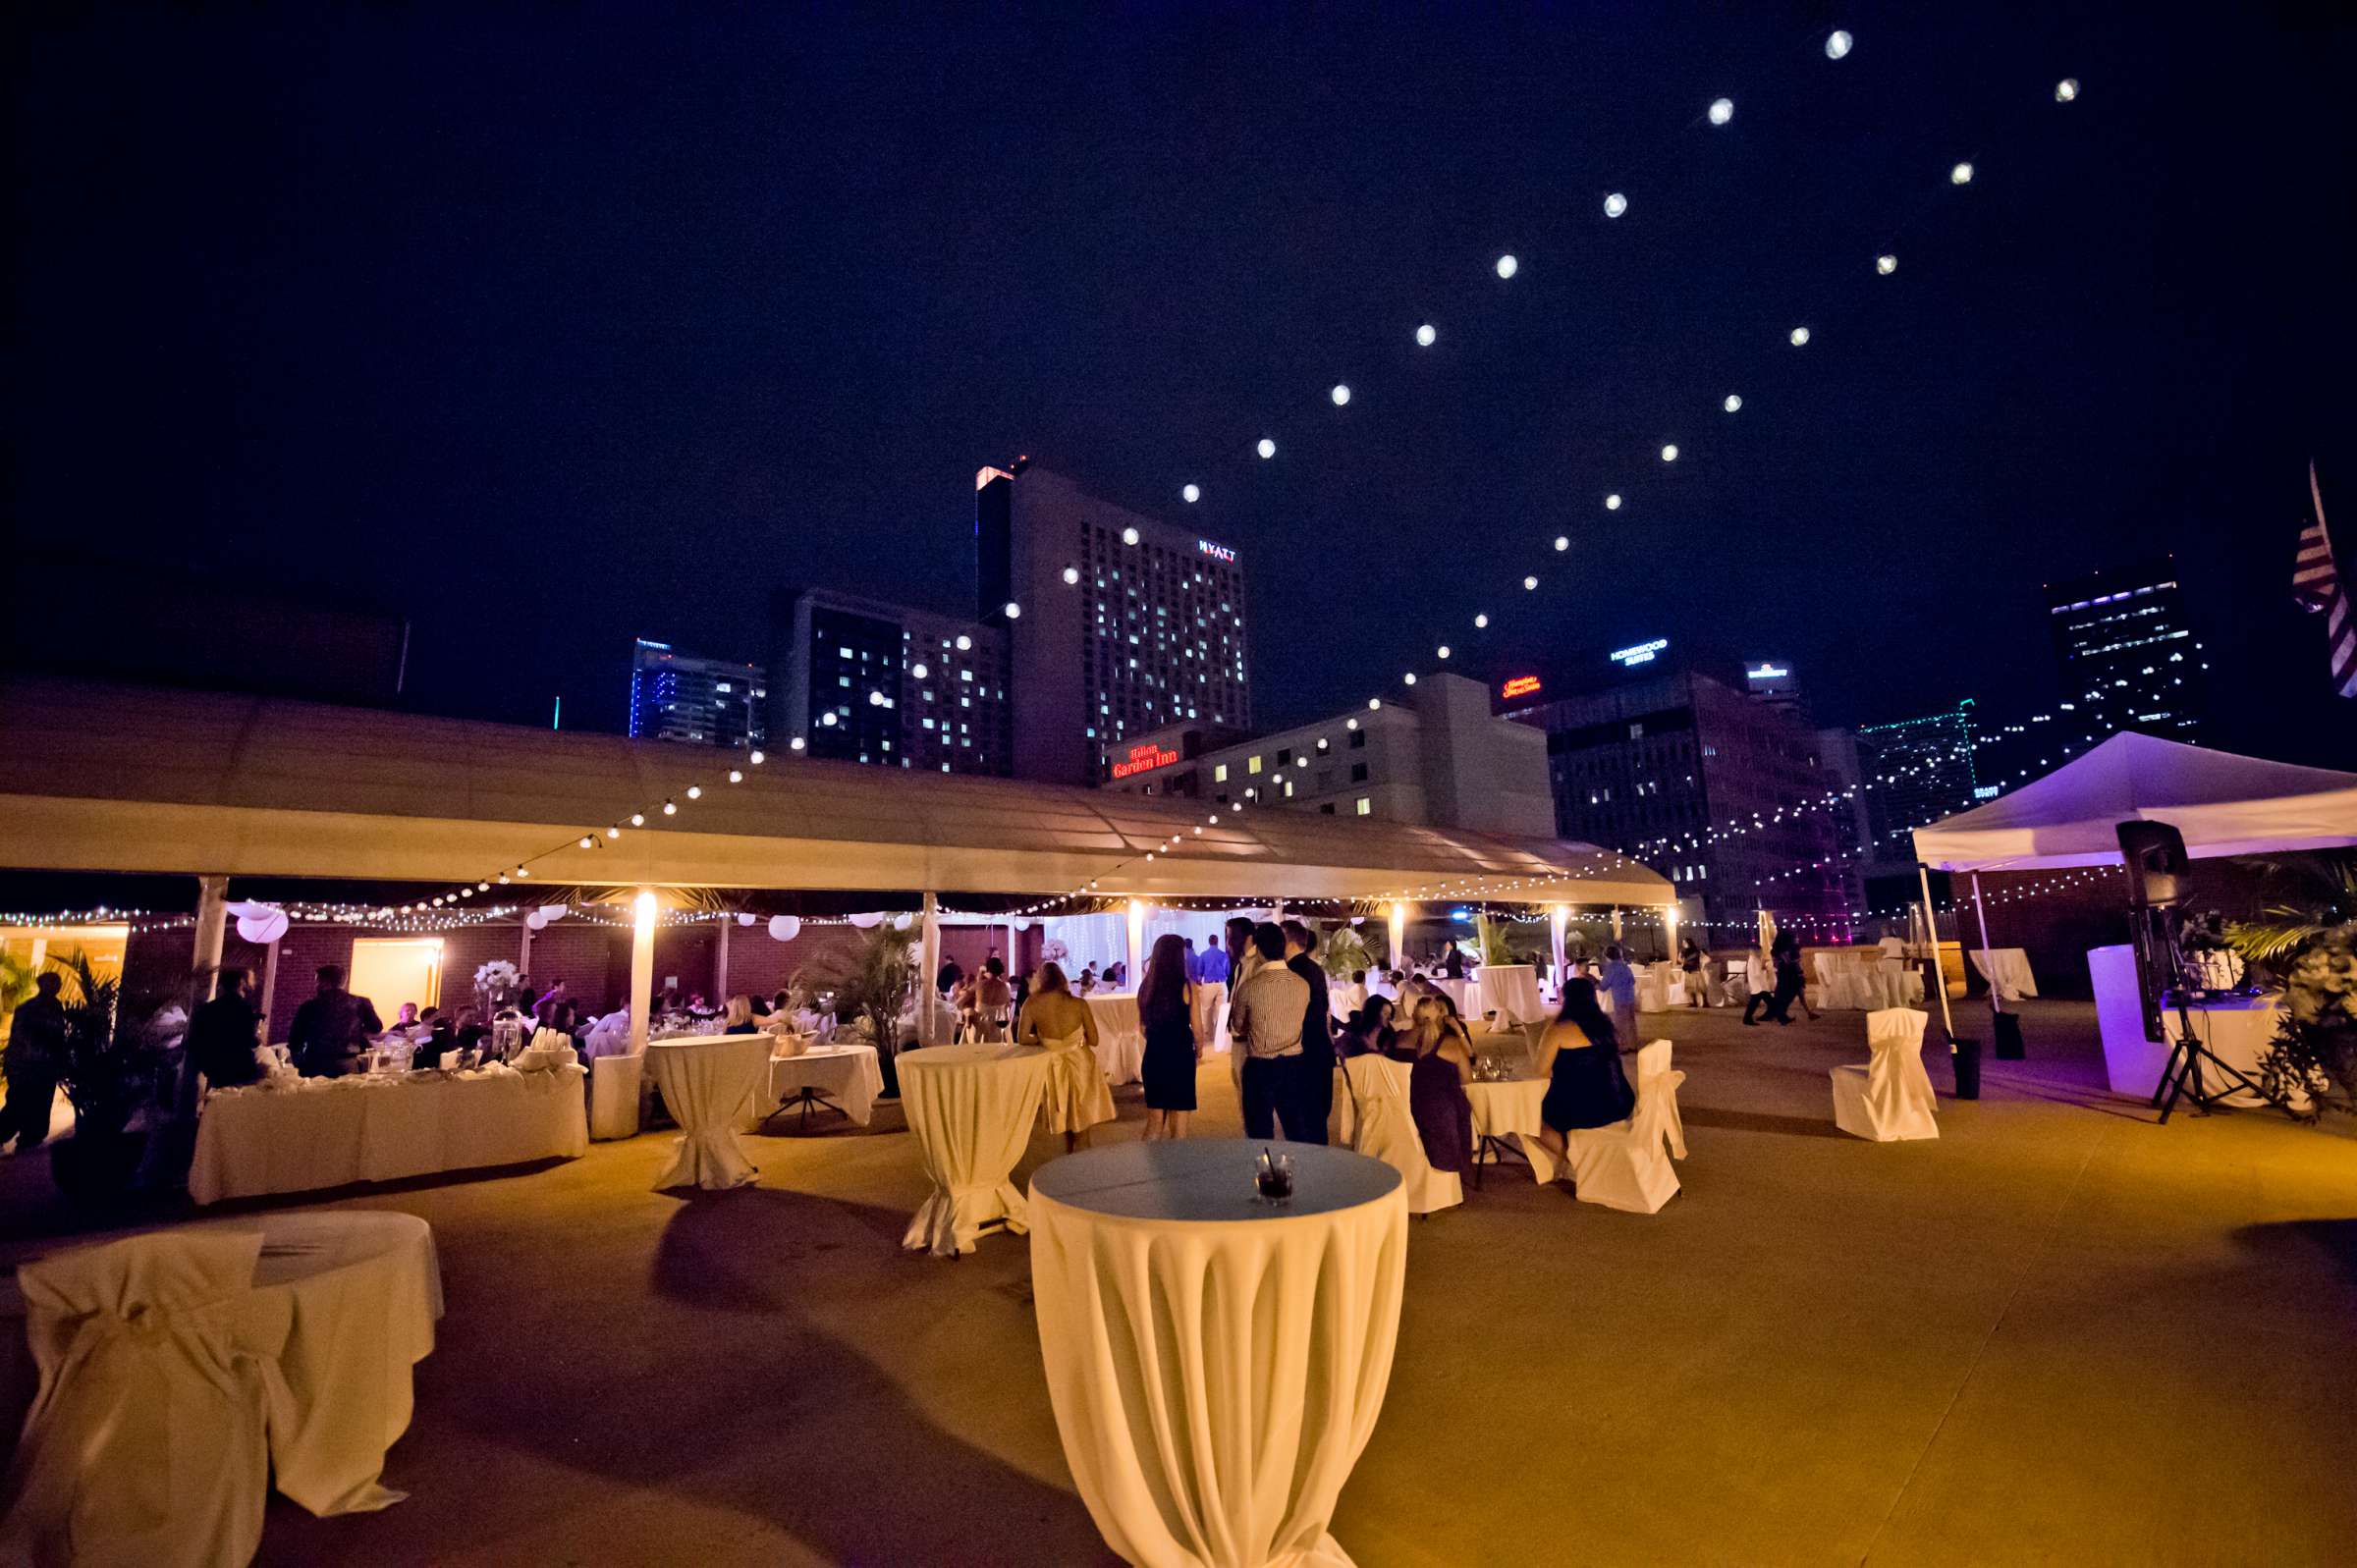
1225;917;1335;1145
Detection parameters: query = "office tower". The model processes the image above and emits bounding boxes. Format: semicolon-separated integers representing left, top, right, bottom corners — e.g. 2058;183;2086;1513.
1857;702;1980;859
976;464;1251;785
774;588;1011;774
2045;556;2206;743
626;638;766;748
1495;643;1858;933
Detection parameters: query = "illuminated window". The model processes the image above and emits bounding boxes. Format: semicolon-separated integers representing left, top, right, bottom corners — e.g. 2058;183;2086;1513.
1355;797;1372;816
1214;763;1228;783
1247;756;1263;775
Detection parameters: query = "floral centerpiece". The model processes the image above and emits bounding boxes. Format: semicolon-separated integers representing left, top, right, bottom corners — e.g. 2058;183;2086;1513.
473;958;522;1015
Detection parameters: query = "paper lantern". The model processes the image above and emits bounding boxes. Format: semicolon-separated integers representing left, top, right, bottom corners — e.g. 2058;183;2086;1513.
891;913;913;931
539;904;568;923
738;913;757;927
526;911;549;932
848;912;883;929
235;906;289;945
768;915;802;942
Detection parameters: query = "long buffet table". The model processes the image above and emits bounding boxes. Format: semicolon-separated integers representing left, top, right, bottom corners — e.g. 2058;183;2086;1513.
191;1064;588;1206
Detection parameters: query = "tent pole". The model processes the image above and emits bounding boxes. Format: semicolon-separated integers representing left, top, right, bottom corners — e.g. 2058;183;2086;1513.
918;893;943;1046
1916;863;1955;1039
1969;871;2002;1017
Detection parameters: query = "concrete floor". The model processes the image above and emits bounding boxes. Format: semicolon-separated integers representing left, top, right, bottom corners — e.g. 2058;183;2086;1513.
6;1002;2354;1566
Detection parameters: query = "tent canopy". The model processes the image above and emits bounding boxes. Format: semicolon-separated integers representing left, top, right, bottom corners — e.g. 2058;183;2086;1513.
0;676;1672;906
1911;730;2357;872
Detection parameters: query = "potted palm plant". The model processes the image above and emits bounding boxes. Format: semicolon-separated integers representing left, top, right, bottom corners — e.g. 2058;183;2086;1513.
797;922;919;1098
48;951;170;1205
2225;854;2357;1119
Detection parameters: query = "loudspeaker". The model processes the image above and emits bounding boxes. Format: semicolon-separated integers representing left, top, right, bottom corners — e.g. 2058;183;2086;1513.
2115;820;2190;908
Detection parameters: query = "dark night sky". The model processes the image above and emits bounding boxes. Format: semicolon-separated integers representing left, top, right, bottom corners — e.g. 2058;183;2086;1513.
10;4;2355;764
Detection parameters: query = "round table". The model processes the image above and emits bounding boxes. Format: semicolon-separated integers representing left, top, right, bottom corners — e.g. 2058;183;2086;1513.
896;1043;1053;1256
1464;1075;1553;1184
1029;1141;1408;1568
752;1040;885;1129
644;1035;771;1191
1084;992;1147;1083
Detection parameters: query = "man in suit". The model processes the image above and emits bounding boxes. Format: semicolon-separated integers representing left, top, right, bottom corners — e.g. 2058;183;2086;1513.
1281;920;1335;1145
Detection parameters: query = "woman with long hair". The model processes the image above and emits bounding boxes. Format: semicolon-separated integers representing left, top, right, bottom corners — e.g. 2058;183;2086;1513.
722;995;757;1034
1018;960;1112;1152
1136;933;1197;1139
1386;995;1473;1174
1337;996;1396;1057
1533;977;1637;1181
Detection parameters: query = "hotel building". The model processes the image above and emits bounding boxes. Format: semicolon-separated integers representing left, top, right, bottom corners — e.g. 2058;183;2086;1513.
976;464;1251;786
2045;556;2207;743
626;638;766;749
772;588;1011;775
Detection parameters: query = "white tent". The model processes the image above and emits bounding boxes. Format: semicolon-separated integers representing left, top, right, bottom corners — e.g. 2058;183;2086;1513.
1912;731;2357;872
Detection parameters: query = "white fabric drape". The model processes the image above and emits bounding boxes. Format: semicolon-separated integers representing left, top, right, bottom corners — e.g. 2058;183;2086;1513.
645;1036;770;1190
1967;947;2039;1000
1562;1051;1688;1214
1330;1055;1461;1215
1481;965;1546;1026
190;1065;587;1205
898;1044;1053;1256
1041;914;1129;976
6;1230;270;1568
1832;1008;1941;1142
589;1054;645;1141
1086;994;1147;1084
1029;1142;1409;1568
755;1042;884;1127
1040;1032;1117;1136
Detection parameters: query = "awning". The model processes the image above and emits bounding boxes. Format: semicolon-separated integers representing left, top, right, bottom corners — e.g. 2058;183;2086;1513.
0;676;1672;905
1911;730;2357;872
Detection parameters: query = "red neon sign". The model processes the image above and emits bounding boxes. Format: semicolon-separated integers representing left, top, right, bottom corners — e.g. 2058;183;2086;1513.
1111;743;1181;780
1501;675;1543;700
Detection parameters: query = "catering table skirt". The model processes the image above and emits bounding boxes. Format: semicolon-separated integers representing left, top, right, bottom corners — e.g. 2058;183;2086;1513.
1085;992;1147;1084
753;1041;885;1126
191;1065;588;1206
1479;964;1546;1026
1029;1142;1408;1568
898;1043;1054;1257
3;1210;442;1539
2089;944;2295;1108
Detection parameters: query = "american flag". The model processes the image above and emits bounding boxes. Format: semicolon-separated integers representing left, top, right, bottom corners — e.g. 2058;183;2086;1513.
2294;460;2357;698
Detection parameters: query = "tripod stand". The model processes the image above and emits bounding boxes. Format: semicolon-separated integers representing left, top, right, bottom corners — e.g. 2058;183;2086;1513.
2130;905;2281;1123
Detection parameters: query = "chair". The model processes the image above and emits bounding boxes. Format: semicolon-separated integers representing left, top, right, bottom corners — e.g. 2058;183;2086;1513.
1335;1054;1462;1216
1038;1031;1115;1136
589;1047;647;1141
1556;1038;1686;1214
8;1229;273;1568
1831;1008;1940;1141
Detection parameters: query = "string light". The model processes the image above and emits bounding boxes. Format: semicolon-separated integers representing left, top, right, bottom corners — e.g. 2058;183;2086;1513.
1708;97;1733;126
1950;161;1975;185
2055;79;2078;103
1495;254;1517;279
1605;494;1622;511
1826;29;1853;60
1603;192;1627;219
1257;438;1277;459
1876;253;1897;275
1181;483;1200;504
1789;326;1811;346
1723;395;1742;412
1415;324;1436;348
1330;385;1350;406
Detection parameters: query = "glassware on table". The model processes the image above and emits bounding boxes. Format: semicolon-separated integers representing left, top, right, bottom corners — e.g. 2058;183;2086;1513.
1252;1149;1295;1206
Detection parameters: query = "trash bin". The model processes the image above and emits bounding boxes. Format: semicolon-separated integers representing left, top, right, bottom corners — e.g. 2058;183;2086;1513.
1993;1012;2026;1060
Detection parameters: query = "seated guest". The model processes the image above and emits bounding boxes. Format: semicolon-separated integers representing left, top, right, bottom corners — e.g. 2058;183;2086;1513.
749;993;771;1017
187;967;265;1090
772;989;793;1017
449;1005;490;1060
415;1009;459;1069
722;995;759;1035
1532;979;1637;1180
1384;996;1472;1174
289;964;381;1078
686;992;715;1018
532;981;571;1029
581;1005;633;1059
1337;997;1396;1058
390;1000;426;1041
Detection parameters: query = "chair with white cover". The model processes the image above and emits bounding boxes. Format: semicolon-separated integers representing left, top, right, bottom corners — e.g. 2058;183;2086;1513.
6;1229;273;1568
1832;1008;1940;1141
588;1044;647;1141
1037;1031;1115;1137
1554;1039;1686;1214
1334;1053;1462;1216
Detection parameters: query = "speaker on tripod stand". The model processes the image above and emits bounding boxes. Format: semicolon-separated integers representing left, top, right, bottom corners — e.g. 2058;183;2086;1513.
2115;820;2275;1122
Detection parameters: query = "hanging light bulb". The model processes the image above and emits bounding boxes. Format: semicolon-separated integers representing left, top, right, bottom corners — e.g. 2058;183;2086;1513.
1415;323;1436;347
1554;535;1569;551
1876;253;1897;275
1523;574;1539;590
1661;443;1678;461
1437;644;1452;659
1495;254;1517;279
2055;78;2079;103
1826;29;1853;60
1603;192;1627;219
1257;437;1276;459
1474;613;1489;627
1181;483;1200;504
1723;395;1742;413
1789;326;1811;346
1708;97;1733;126
1330;384;1350;406
1123;526;1140;545
1950;161;1974;185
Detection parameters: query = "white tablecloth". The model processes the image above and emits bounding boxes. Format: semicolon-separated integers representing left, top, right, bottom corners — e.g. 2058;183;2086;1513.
191;1065;587;1206
898;1043;1053;1257
7;1211;441;1564
2089;946;2295;1108
1465;1076;1552;1181
1030;1141;1408;1568
645;1035;770;1190
754;1041;884;1127
1970;946;2039;1000
1478;964;1547;1025
1437;976;1482;1019
1085;992;1147;1083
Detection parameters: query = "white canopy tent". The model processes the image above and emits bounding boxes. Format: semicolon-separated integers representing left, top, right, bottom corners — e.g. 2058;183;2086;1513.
1912;731;2357;872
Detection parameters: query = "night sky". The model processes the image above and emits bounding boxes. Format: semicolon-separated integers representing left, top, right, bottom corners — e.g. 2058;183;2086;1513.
11;4;2355;765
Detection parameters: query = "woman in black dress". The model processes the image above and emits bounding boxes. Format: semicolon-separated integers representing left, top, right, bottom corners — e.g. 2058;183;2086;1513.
1337;997;1396;1057
1137;934;1198;1140
1534;978;1636;1178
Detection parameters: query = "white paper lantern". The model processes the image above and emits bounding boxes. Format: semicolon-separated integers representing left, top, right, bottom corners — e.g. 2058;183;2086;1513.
891;913;913;931
235;906;289;945
526;910;549;932
738;913;757;927
768;915;802;942
848;912;883;929
539;904;568;923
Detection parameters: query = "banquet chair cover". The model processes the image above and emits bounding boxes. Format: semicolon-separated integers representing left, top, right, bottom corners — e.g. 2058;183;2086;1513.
1560;1052;1688;1214
1831;1008;1940;1142
646;1037;768;1189
4;1231;270;1568
1631;1040;1686;1159
1634;969;1669;1013
588;1052;644;1141
1040;1031;1116;1137
1334;1054;1461;1216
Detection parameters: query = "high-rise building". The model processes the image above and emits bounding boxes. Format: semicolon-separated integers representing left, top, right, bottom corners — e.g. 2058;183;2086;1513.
626;638;766;749
2045;556;2206;743
1858;702;1980;864
1495;643;1858;933
773;588;1011;775
1100;673;1555;837
976;464;1251;785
